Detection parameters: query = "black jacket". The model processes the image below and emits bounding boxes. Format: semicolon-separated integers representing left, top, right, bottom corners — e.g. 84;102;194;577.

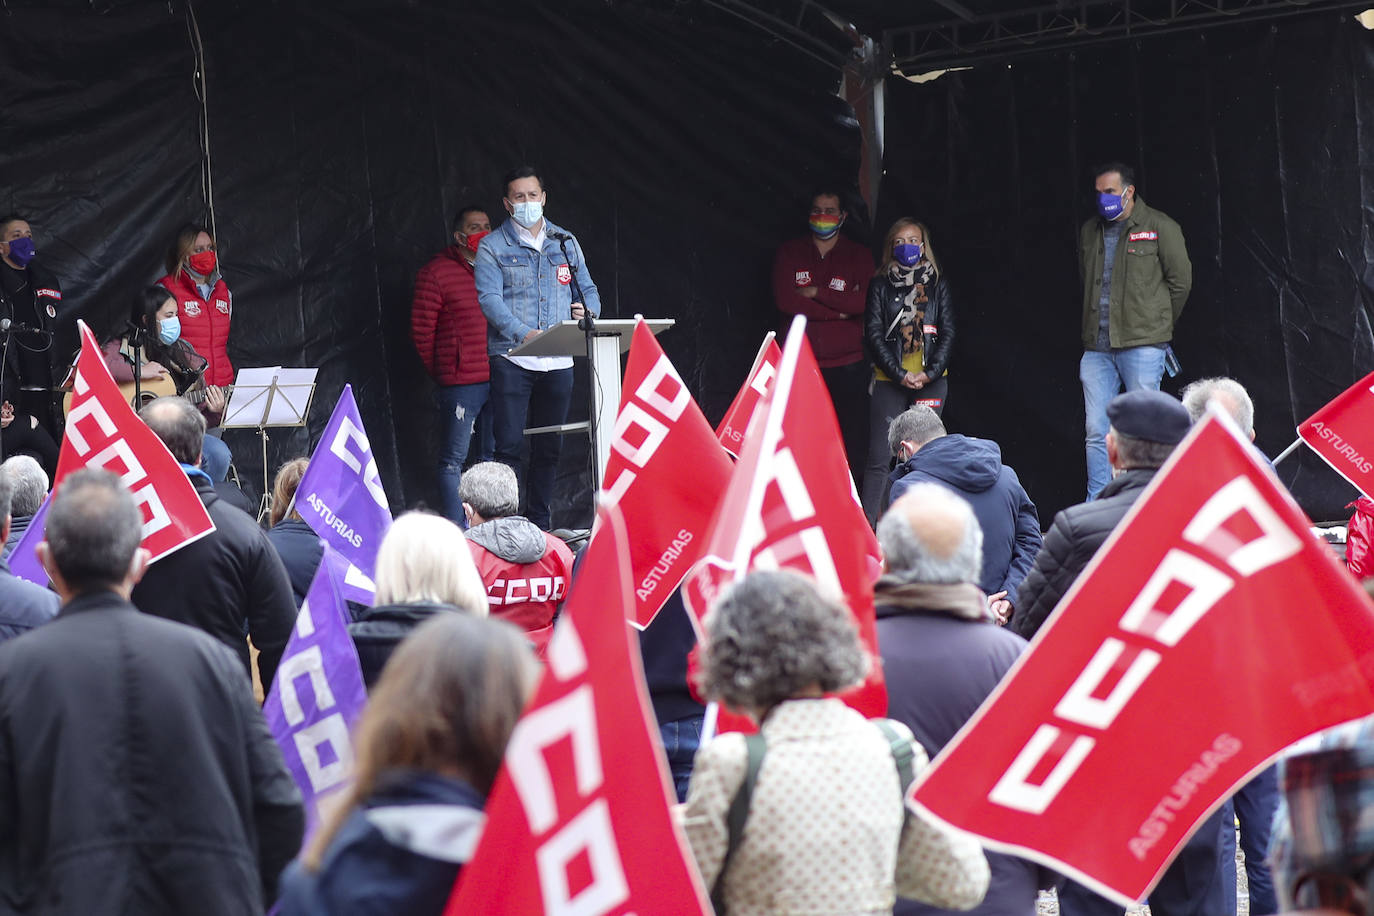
277;770;483;916
348;602;459;688
131;475;297;692
0;558;58;645
888;435;1042;605
0;591;304;914
875;588;1041;915
863;272;956;382
267;518;325;609
1009;469;1157;639
0;259;65;397
2;516;31;560
638;590;706;727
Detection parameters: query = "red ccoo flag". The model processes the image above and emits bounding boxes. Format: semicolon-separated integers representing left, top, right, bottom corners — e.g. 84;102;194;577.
1297;368;1374;497
909;410;1374;906
716;332;782;458
445;502;712;916
54;320;215;562
601;319;734;628
684;315;886;726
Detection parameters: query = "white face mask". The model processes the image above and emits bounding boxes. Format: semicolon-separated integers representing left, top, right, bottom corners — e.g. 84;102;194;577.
511;200;543;229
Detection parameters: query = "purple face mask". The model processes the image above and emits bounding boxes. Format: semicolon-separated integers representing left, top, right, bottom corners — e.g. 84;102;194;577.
4;237;35;268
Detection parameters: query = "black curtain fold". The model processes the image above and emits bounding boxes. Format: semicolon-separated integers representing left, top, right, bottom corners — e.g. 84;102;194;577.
879;10;1374;521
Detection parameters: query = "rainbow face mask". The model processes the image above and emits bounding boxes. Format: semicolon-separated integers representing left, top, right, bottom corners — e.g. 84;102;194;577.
809;214;843;239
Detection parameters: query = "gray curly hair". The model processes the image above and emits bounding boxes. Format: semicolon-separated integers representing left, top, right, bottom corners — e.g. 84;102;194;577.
700;569;869;715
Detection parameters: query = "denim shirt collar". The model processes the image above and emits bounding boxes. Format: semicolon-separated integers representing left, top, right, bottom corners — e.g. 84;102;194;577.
498;217;566;254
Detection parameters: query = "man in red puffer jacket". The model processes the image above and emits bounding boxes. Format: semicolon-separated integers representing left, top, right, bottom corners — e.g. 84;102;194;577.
410;206;493;524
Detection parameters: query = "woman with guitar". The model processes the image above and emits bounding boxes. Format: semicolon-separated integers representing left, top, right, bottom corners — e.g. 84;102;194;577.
101;286;232;477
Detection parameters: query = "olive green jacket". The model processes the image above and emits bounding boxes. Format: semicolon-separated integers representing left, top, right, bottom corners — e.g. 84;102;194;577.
1079;197;1192;350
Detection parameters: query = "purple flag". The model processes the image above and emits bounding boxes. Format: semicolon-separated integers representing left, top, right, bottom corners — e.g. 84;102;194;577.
263;544;369;830
295;384;392;582
8;495;51;586
322;542;376;606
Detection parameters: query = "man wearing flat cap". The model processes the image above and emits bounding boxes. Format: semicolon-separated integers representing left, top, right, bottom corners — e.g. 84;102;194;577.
1009;389;1191;640
1011;388;1234;916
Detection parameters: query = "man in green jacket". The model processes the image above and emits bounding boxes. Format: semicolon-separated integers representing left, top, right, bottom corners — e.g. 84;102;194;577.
1078;162;1191;500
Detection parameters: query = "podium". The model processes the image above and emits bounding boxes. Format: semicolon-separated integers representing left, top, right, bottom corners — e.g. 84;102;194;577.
508;317;674;490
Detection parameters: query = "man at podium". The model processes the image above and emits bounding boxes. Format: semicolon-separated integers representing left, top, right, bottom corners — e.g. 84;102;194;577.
474;166;601;529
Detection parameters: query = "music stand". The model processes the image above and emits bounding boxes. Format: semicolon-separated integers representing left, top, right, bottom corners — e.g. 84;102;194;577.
221;367;318;521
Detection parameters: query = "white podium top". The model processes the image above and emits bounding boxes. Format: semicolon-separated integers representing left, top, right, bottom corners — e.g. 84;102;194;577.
508;318;675;358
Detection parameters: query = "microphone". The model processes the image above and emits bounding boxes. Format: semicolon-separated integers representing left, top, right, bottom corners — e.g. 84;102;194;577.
547;230;574;241
0;318;48;335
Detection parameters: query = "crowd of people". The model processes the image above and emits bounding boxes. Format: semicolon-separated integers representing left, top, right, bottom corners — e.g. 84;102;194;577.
0;373;1369;915
0;158;1370;916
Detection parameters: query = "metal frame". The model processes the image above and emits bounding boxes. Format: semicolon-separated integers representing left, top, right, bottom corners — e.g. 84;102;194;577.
886;0;1365;72
700;0;858;67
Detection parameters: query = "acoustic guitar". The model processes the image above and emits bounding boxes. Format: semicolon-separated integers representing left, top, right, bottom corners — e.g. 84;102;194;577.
61;377;232;416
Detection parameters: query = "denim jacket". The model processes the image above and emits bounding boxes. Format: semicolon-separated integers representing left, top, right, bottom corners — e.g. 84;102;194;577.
473;217;602;356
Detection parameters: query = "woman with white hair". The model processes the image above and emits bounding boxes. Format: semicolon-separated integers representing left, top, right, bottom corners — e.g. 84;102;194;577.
683;569;990;915
346;512;488;688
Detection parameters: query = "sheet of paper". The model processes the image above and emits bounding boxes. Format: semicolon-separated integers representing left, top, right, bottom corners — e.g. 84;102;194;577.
267;367;318;426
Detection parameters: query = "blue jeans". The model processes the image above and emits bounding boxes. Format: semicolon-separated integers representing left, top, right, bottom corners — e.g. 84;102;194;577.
435;382;491;525
489;358;574;530
1220;766;1279;915
658;715;703;803
200;434;232;483
470;398;496;465
1080;347;1167;500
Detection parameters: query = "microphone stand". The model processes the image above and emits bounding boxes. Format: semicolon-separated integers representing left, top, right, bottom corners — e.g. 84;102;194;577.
555;232;600;501
126;321;146;410
0;325;12;461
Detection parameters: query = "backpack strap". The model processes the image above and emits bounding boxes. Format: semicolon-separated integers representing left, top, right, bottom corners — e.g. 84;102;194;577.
710;732;767;915
873;718;916;800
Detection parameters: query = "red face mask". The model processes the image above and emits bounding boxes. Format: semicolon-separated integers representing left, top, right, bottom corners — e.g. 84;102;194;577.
464;230;491;252
188;250;217;275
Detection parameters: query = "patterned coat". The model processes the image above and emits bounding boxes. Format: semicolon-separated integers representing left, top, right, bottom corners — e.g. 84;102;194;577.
683;697;990;915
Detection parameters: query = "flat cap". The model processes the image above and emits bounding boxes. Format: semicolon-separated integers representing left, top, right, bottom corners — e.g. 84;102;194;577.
1107;389;1191;445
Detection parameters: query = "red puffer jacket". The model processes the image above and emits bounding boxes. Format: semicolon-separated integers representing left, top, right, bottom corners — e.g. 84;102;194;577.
410;246;489;386
158;269;235;387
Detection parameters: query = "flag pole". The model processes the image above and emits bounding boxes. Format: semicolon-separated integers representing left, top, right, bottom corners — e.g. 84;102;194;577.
1272;438;1303;465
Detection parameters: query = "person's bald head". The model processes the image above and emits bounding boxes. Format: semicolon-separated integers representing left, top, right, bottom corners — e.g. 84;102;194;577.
877;483;982;585
139;396;206;465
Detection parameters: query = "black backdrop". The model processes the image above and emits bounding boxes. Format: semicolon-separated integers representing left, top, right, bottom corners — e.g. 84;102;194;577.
2;2;1371;526
879;10;1374;521
0;0;859;525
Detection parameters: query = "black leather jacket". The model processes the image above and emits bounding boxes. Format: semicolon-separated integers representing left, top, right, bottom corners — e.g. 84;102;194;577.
863;271;956;382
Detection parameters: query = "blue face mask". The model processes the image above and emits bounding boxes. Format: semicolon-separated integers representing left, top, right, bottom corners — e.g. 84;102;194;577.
511;200;544;229
893;242;923;267
158;315;181;345
1097;191;1127;220
5;237;35;268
